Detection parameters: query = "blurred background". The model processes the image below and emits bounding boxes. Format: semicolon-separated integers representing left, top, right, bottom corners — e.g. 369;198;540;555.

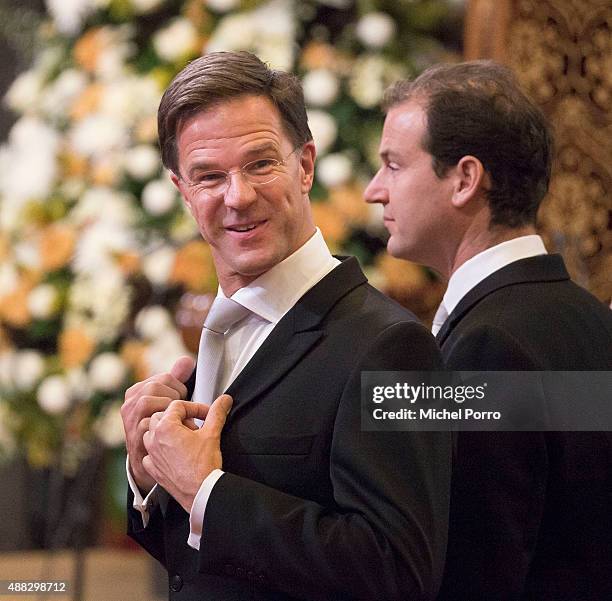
0;0;609;599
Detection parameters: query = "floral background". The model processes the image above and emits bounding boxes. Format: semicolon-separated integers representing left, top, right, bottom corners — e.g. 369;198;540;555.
0;0;463;536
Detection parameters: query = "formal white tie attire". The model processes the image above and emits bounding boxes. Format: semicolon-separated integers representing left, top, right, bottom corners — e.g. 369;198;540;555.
128;228;341;547
192;297;251;417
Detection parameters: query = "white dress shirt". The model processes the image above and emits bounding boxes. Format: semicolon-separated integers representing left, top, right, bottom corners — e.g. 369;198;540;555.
434;235;548;332
128;228;340;550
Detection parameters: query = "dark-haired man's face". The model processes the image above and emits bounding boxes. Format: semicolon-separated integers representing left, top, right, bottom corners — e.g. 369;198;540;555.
171;95;316;295
364;101;456;272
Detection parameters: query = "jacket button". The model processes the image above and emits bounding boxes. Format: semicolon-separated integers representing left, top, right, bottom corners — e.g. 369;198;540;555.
224;564;236;576
169;574;183;592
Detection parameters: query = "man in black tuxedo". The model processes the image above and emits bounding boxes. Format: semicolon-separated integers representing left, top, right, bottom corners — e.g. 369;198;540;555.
365;60;612;600
121;51;452;601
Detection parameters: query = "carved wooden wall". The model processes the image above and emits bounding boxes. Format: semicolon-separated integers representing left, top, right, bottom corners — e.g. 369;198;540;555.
465;0;611;302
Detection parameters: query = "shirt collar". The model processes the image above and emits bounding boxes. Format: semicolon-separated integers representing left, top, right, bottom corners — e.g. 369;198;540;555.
442;235;548;316
221;228;339;324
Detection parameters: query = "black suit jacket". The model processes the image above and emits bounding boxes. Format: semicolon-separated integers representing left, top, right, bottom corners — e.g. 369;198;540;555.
435;254;612;601
129;257;452;601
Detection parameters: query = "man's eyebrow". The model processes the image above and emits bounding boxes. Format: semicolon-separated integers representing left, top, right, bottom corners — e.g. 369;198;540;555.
186;143;281;175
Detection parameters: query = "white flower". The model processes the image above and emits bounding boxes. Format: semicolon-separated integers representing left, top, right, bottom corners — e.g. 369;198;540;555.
316;153;353;188
0;262;19;296
37;375;72;414
145;329;191;377
206;0;295;70
89;352;127;393
14;240;41;270
5;70;44;112
14;350;46;391
65;368;93;402
154;18;198;62
124;145;160;180
349;54;388;109
66;269;131;343
93;402;125;447
0;117;59;206
69;114;129;157
130;0;164;14
306;110;337;156
28;284;59;320
303;69;340;107
355;12;396;49
70;187;136;227
136;305;173;339
99;75;161;125
46;0;97;35
73;221;137;275
142;178;177;215
40;69;88;119
142;245;176;287
205;0;240;12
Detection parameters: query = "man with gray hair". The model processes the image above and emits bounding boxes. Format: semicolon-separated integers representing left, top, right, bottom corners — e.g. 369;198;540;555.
121;51;452;601
365;60;612;600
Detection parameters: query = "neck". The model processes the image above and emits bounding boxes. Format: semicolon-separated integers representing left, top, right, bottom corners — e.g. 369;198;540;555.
445;222;537;279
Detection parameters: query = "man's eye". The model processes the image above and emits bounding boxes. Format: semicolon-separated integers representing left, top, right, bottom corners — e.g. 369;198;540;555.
196;172;225;184
247;159;278;174
385;162;400;172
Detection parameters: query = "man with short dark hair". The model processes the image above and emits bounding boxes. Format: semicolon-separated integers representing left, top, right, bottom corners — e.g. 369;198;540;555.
122;51;451;601
365;60;612;600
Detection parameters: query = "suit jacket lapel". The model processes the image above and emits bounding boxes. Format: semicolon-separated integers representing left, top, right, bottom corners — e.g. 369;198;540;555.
436;254;570;346
185;257;367;416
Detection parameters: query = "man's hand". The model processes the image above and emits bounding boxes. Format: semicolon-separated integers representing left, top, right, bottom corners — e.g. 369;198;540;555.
142;394;233;513
121;356;195;494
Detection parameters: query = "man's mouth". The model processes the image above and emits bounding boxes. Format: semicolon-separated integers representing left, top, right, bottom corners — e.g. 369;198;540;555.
225;220;267;234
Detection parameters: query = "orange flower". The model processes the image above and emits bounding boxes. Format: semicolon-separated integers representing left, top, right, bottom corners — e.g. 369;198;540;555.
39;224;76;271
121;339;149;381
59;328;95;369
135;115;158;143
376;254;429;293
91;157;120;186
0;284;33;328
116;251;141;276
61;150;89;178
329;184;369;225
170;240;216;292
311;202;348;250
301;42;338;70
70;83;103;121
73;28;106;72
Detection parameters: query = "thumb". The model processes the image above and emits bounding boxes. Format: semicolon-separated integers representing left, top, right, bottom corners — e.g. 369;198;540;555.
200;394;233;437
170;355;196;383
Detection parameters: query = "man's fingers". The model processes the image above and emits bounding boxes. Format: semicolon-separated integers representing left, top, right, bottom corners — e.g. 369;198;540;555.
170;355;196;384
164;400;211;422
200;394;233;436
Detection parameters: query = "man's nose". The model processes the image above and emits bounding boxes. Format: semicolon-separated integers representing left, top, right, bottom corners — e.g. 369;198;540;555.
223;171;257;209
364;170;387;204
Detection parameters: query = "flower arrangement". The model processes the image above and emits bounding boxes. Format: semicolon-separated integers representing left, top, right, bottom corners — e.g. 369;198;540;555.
0;0;462;474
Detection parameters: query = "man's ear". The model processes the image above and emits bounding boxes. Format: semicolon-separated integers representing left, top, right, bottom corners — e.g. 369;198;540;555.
299;141;316;194
170;171;192;211
451;155;487;209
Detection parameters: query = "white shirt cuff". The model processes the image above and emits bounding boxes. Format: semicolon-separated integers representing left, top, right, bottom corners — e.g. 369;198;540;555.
126;455;158;528
187;469;225;550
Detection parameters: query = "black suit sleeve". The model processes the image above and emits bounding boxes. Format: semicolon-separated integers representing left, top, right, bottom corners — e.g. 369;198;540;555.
438;324;548;601
198;321;452;601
